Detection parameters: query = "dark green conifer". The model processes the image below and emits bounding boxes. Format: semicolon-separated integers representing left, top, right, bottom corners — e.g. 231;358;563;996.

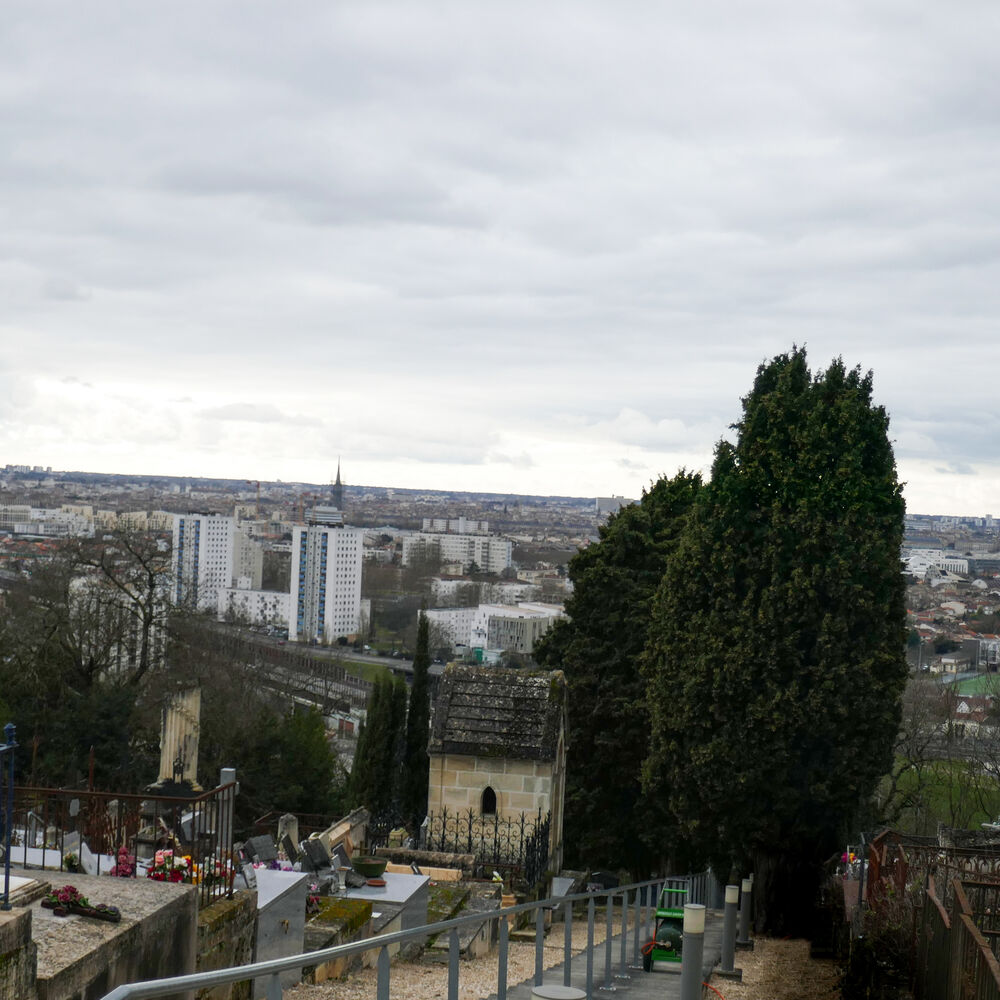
643;348;907;932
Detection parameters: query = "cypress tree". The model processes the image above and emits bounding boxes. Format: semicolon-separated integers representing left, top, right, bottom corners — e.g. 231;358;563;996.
402;612;432;831
535;471;702;876
643;348;907;932
350;673;400;816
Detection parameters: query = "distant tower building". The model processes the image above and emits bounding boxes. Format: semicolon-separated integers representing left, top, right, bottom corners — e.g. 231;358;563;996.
171;513;262;612
332;459;345;511
172;514;235;612
289;522;363;642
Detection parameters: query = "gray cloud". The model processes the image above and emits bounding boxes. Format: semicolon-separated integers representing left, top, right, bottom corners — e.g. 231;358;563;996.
198;403;321;426
1;2;999;509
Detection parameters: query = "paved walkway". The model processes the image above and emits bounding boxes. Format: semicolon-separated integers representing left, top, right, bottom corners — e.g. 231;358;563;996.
492;909;724;1000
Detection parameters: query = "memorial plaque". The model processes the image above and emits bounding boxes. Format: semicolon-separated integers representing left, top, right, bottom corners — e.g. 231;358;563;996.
246;834;278;863
302;838;331;871
280;833;299;863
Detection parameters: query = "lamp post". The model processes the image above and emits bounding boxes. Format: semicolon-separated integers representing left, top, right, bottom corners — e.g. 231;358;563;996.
717;884;742;979
736;877;754;949
679;903;705;1000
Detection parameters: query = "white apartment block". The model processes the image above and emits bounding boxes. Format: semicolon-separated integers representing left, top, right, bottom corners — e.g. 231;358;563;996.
218;586;291;627
425;606;479;649
421;517;489;534
290;525;363;642
233;530;264;589
401;532;512;573
172;514;242;612
424;602;565;654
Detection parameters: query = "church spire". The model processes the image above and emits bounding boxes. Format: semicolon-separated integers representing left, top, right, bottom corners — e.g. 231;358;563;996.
332;458;344;510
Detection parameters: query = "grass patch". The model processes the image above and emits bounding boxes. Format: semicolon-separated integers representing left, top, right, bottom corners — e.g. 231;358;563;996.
882;755;1000;835
343;660;392;684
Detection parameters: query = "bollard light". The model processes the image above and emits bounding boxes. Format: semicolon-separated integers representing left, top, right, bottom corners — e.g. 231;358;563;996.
725;884;739;906
684;903;706;934
680;904;706;1000
741;877;752;894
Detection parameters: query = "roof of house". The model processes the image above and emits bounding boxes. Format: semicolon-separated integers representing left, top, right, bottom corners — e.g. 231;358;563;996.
429;665;566;761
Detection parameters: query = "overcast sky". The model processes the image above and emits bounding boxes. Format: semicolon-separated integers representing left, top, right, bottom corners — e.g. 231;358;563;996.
2;2;998;512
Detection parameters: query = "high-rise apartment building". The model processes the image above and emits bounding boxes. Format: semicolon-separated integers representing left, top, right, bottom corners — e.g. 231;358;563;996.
289;524;363;642
172;514;244;612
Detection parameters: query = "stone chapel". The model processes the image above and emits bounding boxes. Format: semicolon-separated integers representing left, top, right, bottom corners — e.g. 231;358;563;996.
426;665;567;872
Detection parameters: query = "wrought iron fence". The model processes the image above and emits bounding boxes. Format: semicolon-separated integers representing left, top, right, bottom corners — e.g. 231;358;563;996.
413;807;551;884
6;775;237;907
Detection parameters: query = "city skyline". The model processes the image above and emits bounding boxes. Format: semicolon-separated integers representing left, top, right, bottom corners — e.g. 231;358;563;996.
3;3;999;514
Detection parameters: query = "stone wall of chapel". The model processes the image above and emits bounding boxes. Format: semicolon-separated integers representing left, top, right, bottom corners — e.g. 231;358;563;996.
427;753;554;819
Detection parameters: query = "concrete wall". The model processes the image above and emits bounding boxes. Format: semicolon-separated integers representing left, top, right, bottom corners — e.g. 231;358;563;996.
196;890;257;1000
0;908;37;1000
428;752;555;818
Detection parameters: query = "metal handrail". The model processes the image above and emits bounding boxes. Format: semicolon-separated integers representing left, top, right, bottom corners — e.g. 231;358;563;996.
101;876;696;1000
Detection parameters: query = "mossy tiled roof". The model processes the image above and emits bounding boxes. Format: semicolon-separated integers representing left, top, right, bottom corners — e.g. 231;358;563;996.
428;666;566;761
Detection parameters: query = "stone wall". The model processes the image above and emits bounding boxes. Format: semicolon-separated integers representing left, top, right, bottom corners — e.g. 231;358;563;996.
427;752;554;818
0;908;37;1000
33;875;197;1000
196;890;257;1000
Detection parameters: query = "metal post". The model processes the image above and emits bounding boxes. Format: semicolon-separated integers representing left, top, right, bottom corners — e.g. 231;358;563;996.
631;886;641;968
564;898;573;986
718;884;742;980
737;877;753;948
600;892;616;991
680;903;706;1000
377;944;390;1000
857;834;866;909
535;907;544;986
1;724;16;911
616;890;630;980
498;912;509;1000
586;894;595;999
449;927;460;1000
265;973;281;1000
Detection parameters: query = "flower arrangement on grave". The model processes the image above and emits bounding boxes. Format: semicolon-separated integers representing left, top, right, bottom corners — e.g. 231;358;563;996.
146;848;190;883
192;854;234;887
42;885;121;922
63;852;80;873
110;846;136;878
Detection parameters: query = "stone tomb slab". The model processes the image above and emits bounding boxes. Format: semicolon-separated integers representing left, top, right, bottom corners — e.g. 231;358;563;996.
12;868;198;1000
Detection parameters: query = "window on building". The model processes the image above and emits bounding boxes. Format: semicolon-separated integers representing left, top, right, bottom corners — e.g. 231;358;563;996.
481;786;497;816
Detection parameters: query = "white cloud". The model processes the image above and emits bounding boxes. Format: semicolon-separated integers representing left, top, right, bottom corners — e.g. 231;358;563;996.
0;2;998;512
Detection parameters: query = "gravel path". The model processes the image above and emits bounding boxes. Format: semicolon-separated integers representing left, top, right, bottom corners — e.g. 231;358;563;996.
287;915;622;1000
706;937;840;1000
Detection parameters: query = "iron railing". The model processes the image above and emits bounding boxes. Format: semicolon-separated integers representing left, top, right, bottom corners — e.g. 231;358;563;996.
100;873;714;1000
1;723;16;910
408;807;551;884
6;776;237;907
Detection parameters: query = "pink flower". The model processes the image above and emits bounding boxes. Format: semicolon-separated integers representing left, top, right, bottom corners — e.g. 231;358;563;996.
154;851;165;865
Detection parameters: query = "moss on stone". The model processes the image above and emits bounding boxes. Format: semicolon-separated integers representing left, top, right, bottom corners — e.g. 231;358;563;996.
426;883;470;925
310;897;372;936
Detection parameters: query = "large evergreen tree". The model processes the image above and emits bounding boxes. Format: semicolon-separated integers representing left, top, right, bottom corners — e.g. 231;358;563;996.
402;612;431;831
643;348;907;932
535;471;702;876
349;672;407;817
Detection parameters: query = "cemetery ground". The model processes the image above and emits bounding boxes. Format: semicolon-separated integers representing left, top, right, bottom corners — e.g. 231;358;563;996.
286;910;841;1000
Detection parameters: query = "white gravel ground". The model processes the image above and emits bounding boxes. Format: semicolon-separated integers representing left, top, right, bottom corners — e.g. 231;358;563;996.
287;913;623;1000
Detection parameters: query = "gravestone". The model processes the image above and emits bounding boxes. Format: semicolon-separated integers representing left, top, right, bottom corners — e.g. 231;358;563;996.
301;838;331;872
277;813;299;850
280;834;299;863
245;835;278;864
156;687;202;789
